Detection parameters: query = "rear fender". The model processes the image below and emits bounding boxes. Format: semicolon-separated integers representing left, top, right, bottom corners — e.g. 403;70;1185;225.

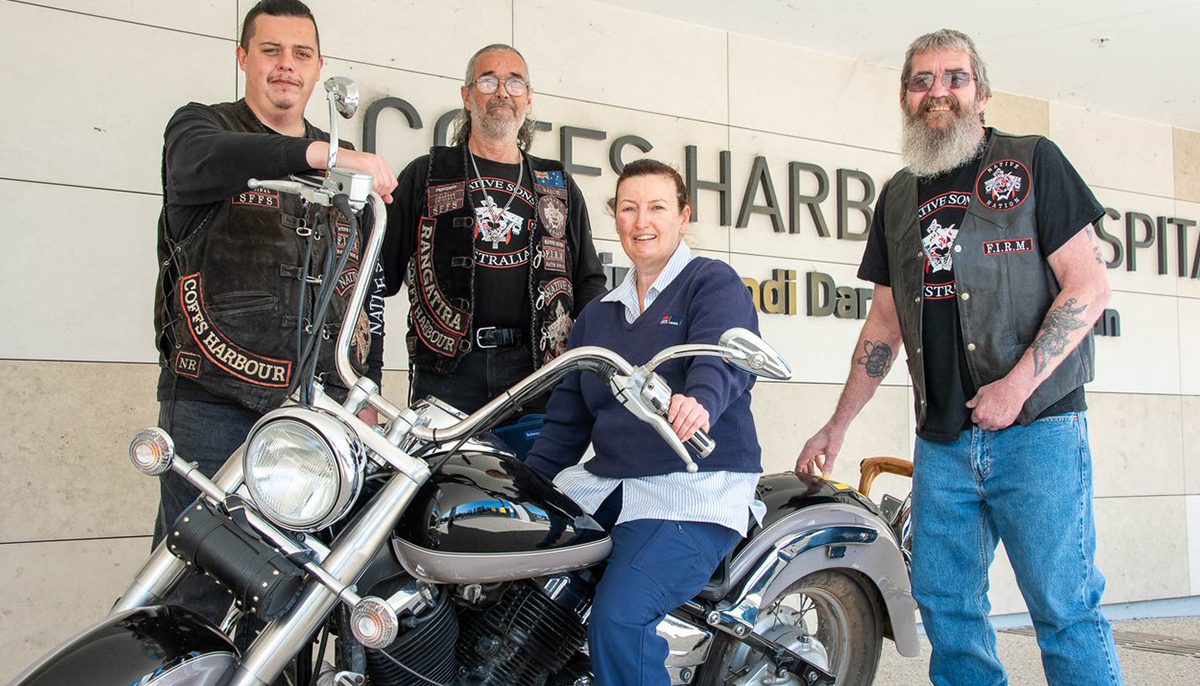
12;605;236;686
712;502;919;657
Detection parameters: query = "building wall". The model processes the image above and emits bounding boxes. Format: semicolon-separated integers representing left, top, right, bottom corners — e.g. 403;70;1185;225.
2;0;1198;678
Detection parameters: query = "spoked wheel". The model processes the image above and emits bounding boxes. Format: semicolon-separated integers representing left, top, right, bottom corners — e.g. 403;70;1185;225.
697;570;883;685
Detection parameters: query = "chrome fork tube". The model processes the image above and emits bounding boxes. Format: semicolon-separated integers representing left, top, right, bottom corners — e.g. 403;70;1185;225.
226;472;422;686
110;448;247;614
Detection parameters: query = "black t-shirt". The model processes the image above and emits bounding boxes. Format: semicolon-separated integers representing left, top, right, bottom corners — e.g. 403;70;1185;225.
858;132;1104;441
467;156;535;329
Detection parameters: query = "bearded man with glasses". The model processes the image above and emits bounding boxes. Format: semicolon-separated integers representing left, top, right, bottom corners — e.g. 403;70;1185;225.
796;29;1123;685
381;43;606;414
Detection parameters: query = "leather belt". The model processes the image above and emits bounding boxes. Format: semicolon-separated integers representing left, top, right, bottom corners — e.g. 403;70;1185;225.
474;326;524;349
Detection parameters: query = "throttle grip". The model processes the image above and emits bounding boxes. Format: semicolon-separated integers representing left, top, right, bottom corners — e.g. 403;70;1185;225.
686;429;715;458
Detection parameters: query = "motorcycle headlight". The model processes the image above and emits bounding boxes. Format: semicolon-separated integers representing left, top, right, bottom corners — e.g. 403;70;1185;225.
243;408;364;531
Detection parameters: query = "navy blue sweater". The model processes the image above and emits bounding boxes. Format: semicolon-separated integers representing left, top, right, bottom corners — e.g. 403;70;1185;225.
525;258;762;479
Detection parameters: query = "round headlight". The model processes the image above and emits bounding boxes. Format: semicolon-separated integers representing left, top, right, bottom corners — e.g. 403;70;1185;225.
243;409;363;531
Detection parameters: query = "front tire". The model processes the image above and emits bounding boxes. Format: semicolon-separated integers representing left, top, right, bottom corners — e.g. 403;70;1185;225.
697;570;883;685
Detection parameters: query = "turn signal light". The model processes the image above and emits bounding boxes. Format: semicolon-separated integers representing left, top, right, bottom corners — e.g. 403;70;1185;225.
350;596;399;649
129;427;175;476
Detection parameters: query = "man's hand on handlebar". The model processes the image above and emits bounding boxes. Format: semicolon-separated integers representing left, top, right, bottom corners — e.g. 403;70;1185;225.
304;143;397;203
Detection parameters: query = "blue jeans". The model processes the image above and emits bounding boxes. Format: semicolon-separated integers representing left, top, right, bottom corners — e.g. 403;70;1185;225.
589;518;741;686
411;343;542;414
911;412;1122;686
153;397;261;624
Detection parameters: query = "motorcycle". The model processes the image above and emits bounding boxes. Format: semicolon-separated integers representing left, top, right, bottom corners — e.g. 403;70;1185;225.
12;78;919;686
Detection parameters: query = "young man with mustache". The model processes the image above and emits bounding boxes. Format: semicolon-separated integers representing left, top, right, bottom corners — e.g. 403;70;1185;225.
152;0;397;623
381;44;606;414
796;29;1123;685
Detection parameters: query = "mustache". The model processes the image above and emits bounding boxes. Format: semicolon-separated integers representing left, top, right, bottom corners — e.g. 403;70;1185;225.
920;95;959;114
486;100;518;115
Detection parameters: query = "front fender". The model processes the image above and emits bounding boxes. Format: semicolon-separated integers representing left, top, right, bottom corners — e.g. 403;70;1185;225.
13;605;236;686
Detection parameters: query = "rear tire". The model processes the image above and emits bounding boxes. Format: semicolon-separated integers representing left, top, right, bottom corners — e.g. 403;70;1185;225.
697;570;883;685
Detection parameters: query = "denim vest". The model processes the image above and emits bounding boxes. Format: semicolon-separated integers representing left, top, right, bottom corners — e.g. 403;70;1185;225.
882;130;1094;427
155;100;369;412
406;144;578;375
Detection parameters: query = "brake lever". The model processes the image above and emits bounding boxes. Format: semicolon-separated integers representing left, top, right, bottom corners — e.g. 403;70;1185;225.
611;369;704;473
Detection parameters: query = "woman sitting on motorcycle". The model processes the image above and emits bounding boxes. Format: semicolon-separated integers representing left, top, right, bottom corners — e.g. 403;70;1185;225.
525;158;765;686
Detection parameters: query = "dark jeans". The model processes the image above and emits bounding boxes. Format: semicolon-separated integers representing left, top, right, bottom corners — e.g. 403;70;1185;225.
153;397;261;624
411;343;545;415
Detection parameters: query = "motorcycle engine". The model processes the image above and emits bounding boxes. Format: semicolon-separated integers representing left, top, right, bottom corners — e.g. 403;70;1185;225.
456;571;594;686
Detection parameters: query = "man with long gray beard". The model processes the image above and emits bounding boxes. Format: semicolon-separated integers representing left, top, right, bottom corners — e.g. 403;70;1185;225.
795;29;1123;685
382;43;605;414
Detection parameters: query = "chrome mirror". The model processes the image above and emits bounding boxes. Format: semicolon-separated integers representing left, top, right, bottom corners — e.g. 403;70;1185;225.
719;328;792;381
325;76;359;118
323;77;359;171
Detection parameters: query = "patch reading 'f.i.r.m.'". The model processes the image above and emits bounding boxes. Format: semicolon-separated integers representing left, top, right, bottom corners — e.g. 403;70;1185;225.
983;238;1034;255
975;159;1031;211
177;273;292;387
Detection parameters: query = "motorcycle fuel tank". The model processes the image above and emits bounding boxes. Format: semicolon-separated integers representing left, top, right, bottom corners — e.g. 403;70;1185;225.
393;450;612;584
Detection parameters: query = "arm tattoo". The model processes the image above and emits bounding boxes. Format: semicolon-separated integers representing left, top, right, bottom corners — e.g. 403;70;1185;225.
857;340;893;378
1031;297;1088;376
1087;226;1105;265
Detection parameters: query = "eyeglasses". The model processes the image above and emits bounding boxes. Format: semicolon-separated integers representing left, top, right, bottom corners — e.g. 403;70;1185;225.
473;75;529;96
906;70;973;92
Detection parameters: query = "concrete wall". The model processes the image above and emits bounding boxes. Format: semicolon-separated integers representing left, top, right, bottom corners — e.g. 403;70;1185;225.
1;0;1198;679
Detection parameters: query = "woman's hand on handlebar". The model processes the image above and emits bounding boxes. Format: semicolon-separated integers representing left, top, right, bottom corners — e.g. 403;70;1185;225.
667;394;709;441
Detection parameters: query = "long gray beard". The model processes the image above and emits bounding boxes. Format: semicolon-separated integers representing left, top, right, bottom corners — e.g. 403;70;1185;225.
900;110;985;178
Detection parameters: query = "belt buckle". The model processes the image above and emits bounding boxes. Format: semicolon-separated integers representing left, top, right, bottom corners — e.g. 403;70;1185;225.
475;326;498;349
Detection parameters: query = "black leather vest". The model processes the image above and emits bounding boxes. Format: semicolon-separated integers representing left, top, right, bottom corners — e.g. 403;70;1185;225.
154;100;369;413
406;144;578;375
883;130;1094;426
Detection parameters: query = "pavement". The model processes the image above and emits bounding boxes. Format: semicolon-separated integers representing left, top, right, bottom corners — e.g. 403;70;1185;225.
874;616;1200;685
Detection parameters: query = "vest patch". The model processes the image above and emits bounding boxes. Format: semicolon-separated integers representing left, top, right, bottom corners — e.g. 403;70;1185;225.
533;170;565;189
173;351;202;379
231;190;280;208
983;238;1034;255
427;181;465;216
414;216;469;345
538;195;568;238
539;237;568;273
975;159;1030;211
177;273;292;388
336;267;358;296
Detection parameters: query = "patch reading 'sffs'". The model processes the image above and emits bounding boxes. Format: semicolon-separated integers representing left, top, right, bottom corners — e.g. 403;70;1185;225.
427;181;466;216
975;159;1031;211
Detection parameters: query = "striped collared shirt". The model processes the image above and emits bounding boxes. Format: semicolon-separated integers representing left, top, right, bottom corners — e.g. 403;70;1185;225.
555;241;765;535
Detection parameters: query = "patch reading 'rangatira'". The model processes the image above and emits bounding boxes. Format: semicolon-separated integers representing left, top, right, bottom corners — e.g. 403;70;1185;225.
975;159;1031;211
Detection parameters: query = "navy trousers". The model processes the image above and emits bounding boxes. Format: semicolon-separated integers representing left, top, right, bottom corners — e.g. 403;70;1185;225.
589;514;740;685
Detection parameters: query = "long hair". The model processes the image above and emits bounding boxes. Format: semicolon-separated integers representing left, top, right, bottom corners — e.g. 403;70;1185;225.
451;43;536;150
